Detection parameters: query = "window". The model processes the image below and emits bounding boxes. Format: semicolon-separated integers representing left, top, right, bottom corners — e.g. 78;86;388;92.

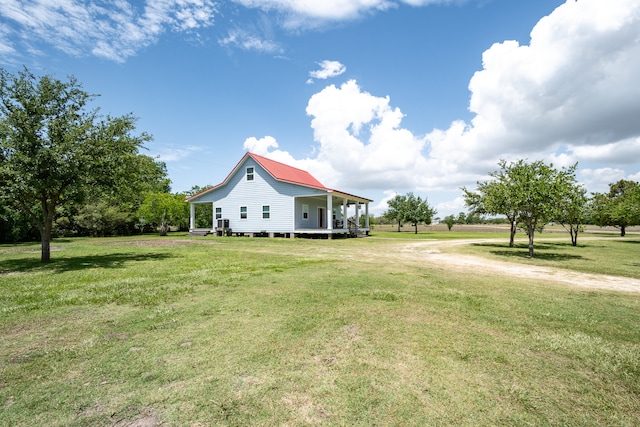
215;207;222;220
246;167;254;181
262;205;270;219
302;204;309;220
240;206;247;219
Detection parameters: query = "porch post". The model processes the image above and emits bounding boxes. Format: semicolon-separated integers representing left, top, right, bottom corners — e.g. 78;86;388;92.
211;203;215;230
189;203;195;231
327;194;333;231
365;202;369;229
355;202;360;232
342;199;348;230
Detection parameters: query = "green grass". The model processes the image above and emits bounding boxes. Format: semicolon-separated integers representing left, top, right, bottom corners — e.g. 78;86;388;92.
457;235;640;279
1;234;639;426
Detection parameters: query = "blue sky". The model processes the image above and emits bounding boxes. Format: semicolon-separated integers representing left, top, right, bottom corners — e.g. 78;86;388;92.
2;0;640;217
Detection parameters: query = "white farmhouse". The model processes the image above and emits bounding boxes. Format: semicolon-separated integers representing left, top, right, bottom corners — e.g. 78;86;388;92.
186;152;372;238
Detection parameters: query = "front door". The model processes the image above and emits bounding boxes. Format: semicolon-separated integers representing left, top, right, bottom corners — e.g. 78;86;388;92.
318;208;324;229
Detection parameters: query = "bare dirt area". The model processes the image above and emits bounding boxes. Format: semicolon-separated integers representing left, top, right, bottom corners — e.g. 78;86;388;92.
399;238;640;293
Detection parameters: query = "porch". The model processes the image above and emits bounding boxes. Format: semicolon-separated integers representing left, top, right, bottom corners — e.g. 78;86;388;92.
294;191;371;238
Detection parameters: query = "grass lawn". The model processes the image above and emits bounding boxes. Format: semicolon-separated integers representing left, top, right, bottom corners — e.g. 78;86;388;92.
1;234;639;426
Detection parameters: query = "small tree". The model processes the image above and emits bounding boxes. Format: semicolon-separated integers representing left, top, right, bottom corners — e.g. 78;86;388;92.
385;194;407;232
443;215;455;231
556;183;588;246
403;192;437;234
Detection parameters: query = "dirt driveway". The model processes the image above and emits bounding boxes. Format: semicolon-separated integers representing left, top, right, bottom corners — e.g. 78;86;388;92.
398;238;640;293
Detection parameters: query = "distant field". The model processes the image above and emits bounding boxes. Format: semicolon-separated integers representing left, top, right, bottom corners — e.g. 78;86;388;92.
373;222;640;235
1;234;639;426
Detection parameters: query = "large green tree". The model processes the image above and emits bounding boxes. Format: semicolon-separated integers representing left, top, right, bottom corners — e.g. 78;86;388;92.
0;67;161;261
590;180;640;237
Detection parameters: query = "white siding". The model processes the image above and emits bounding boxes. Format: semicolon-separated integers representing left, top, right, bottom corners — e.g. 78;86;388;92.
190;158;327;233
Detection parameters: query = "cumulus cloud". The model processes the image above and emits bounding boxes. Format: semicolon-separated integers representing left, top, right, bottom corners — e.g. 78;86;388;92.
247;0;640;207
305;80;427;188
435;197;466;214
307;60;346;84
425;0;640;190
0;0;216;62
243;79;428;191
579;168;627;194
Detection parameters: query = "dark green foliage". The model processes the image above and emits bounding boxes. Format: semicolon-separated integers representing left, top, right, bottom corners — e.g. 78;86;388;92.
443;215;455;231
137;193;189;235
591;180;640;237
463;160;579;257
0;67;167;259
384;192;437;233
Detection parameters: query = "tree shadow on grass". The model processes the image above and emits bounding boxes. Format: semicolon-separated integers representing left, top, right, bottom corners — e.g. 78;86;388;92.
619;239;640;245
470;242;586;262
0;252;175;274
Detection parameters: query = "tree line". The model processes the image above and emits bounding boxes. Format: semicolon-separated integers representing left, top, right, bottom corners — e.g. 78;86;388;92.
461;160;639;257
384;192;437;233
384;160;639;257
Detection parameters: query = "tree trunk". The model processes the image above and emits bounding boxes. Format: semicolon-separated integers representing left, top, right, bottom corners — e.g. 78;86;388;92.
621;225;626;237
41;229;51;263
509;220;516;248
40;205;55;263
159;222;169;236
414;223;418;234
526;221;535;257
570;226;578;246
397;220;401;232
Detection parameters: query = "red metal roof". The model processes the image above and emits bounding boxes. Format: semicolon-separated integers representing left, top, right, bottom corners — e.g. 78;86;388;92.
186;152;372;202
248;152;328;189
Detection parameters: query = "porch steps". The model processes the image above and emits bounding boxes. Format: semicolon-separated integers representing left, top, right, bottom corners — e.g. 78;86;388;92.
347;219;367;238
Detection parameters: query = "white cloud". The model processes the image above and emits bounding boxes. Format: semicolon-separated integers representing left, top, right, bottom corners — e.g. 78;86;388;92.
244;80;427;191
372;190;398;214
305;80;427;189
231;0;447;28
247;0;640;210
0;24;15;57
218;28;282;53
0;0;217;62
154;145;203;162
307;60;346;83
243;135;278;153
569;137;640;165
436;197;466;214
579;168;626;194
425;0;640;183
